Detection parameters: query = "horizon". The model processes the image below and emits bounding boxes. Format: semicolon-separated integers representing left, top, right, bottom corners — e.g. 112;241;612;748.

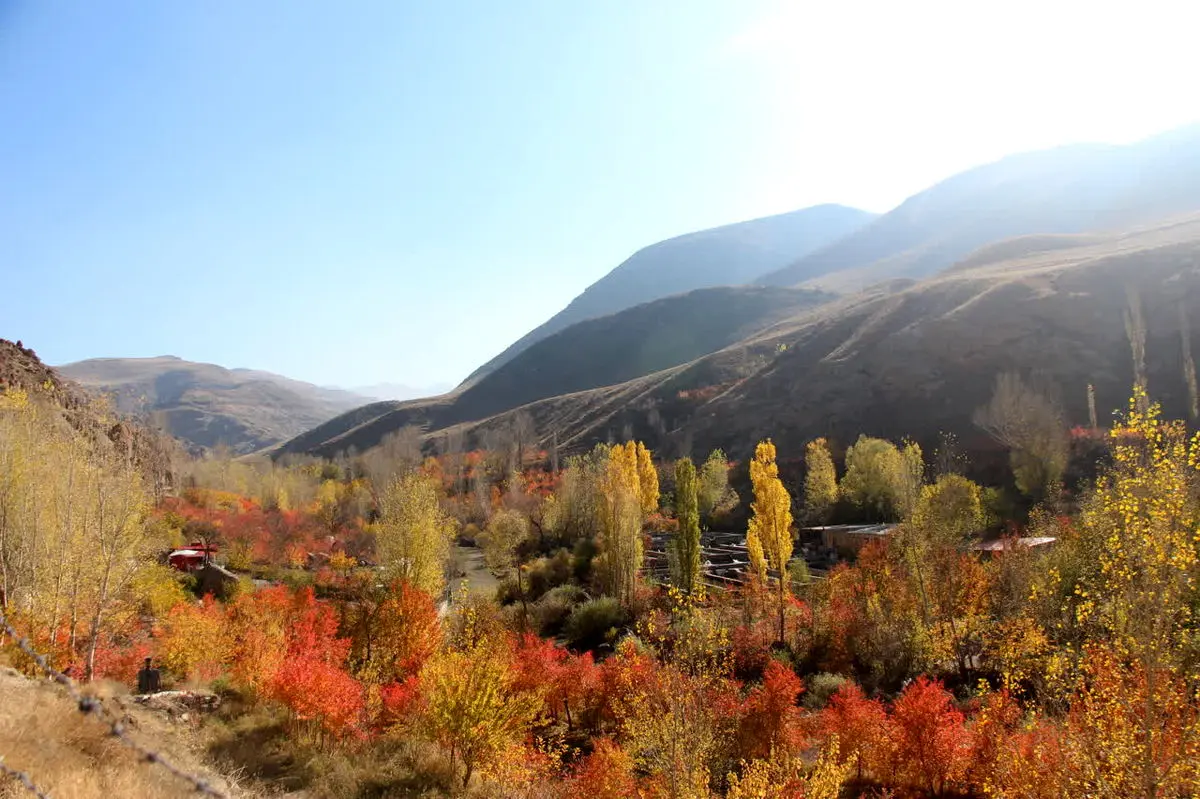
3;0;1197;387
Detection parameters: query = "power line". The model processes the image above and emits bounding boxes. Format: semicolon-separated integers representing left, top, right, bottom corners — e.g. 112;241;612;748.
0;610;229;798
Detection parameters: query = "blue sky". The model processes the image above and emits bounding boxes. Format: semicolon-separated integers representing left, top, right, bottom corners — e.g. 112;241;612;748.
2;0;1195;388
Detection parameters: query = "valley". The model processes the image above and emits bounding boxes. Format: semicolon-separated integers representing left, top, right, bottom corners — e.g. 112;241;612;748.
5;125;1200;799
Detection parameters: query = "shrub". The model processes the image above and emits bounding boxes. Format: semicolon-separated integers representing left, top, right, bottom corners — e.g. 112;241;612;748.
572;537;597;582
496;576;521;606
533;585;586;637
803;672;849;710
524;548;574;602
565;597;630;653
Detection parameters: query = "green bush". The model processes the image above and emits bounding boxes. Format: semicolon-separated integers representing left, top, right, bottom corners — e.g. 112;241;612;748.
533;585;586;637
572;538;597;582
565;597;630;653
524;548;574;602
803;672;849;710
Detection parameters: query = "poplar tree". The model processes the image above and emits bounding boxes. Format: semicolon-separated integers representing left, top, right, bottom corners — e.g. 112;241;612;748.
671;458;702;596
748;439;794;643
803;437;839;525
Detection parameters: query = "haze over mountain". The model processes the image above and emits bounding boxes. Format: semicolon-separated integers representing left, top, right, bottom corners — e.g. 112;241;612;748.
462;204;874;385
278;127;1200;465
58;356;370;455
757;125;1200;292
284;213;1200;472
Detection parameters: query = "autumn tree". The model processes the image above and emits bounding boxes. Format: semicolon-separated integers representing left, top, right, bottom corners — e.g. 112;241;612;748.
671;457;702;596
803;437;838;525
748;440;794;644
973;372;1068;500
697;448;737;523
896;474;987;676
821;681;892;781
420;643;541;787
348;580;442;687
1063;388;1200;796
543;445;608;544
594;442;648;605
890;676;972;796
375;470;457;597
737;659;805;761
636;441;660;515
158;597;230;682
479;508;531;623
839;435;917;521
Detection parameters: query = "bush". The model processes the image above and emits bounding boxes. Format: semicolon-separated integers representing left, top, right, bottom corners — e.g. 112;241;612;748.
565;597;630;653
524;548;574;602
572;537;597;582
803;672;849;710
495;576;521;606
532;585;586;637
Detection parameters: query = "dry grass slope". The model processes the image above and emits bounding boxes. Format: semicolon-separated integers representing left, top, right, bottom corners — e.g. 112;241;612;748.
0;668;248;799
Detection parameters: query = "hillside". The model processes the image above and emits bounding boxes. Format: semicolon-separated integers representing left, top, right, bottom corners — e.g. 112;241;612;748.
462;203;874;385
275;286;833;458
0;340;178;493
756;125;1200;293
283;214;1200;469
57;356;370;455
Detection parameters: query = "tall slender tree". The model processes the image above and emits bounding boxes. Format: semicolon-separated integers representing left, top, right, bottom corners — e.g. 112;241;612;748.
748;439;794;643
671;458;702;596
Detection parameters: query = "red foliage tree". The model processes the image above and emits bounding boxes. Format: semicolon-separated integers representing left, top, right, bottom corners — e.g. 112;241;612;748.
566;738;640;799
737;659;805;760
820;681;893;782
272;657;364;736
890;676;973;795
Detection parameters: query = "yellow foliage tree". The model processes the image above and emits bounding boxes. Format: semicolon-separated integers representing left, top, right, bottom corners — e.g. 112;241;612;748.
596;445;644;606
375;470;458;598
159;598;231;682
636;441;660;515
748;440;794;644
803;438;838;525
420;644;542;787
1065;388;1200;796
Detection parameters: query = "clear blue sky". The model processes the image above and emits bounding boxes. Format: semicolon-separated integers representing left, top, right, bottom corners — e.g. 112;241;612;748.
2;0;1195;388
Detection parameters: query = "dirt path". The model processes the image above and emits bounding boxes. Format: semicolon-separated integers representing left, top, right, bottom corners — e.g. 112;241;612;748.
451;545;501;597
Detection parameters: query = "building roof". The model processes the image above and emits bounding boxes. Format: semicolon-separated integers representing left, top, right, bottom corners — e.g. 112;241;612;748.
972;536;1057;552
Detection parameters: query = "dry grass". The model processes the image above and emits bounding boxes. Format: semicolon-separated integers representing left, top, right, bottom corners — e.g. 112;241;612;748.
0;667;252;799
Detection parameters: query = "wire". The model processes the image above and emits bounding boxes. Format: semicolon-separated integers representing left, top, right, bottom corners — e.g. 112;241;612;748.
0;610;229;798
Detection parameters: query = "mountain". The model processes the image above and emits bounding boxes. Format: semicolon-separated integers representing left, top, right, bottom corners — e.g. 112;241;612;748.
275;285;833;458
282;213;1200;471
757;125;1200;293
462;204;875;385
57;356;371;454
1;340;177;487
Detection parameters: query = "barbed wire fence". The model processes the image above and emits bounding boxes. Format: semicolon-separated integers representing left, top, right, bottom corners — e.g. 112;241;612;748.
0;757;51;799
0;610;229;798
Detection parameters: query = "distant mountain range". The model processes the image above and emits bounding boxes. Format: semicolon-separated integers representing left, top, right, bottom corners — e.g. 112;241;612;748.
57;356;371;454
756;125;1200;292
277;125;1200;467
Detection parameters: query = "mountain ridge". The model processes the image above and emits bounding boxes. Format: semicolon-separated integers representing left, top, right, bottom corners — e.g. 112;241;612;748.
461;203;875;386
756;126;1200;293
57;356;372;455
